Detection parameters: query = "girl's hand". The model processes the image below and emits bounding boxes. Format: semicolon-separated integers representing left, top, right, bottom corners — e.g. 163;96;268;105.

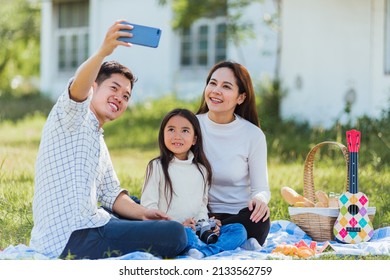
209;217;221;236
248;197;270;223
213;218;222;227
182;218;197;231
212;224;221;236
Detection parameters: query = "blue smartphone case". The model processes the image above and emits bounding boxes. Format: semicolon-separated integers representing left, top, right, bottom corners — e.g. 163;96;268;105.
118;22;162;48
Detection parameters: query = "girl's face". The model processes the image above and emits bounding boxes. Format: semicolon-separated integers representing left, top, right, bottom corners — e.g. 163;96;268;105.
164;115;197;160
204;67;246;123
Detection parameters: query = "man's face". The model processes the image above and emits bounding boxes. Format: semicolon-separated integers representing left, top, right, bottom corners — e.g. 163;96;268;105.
90;73;132;127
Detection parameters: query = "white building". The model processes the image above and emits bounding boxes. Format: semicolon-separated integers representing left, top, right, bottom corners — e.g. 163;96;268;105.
40;0;390;128
280;0;390;127
40;0;277;100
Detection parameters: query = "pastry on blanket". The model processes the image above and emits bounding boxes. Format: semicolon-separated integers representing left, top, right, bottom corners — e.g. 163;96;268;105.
272;244;298;256
281;186;314;207
271;243;315;258
297;247;315;258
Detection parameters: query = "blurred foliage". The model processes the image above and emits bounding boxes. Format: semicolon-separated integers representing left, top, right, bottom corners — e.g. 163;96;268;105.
158;0;264;43
0;0;41;96
0;92;53;122
104;95;199;150
159;0;228;30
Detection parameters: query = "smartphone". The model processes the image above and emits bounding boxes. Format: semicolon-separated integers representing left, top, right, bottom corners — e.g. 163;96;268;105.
118;21;162;48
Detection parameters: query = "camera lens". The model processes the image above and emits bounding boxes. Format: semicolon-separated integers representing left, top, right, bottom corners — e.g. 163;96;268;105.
201;231;218;244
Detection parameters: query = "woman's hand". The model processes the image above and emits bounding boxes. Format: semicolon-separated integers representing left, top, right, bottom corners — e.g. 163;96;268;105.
248;197;270;223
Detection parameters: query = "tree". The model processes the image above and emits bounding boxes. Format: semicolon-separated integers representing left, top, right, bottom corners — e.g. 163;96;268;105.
159;0;262;39
0;0;41;96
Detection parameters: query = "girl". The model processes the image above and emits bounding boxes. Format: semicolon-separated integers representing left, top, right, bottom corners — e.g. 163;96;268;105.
141;108;247;258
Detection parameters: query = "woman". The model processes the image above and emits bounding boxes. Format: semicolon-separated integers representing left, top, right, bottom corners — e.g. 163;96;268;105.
196;61;271;249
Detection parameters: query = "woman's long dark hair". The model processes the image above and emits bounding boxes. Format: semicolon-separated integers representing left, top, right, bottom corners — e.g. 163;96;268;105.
143;108;212;209
196;60;260;127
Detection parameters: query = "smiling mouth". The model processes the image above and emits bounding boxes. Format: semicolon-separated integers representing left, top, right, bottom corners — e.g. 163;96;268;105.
108;102;119;112
209;97;222;103
172;142;183;146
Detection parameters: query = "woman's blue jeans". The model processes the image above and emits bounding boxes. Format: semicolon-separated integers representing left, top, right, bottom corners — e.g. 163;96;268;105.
185;223;247;257
60;217;187;260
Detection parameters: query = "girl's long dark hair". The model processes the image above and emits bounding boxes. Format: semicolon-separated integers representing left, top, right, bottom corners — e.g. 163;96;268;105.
143;108;212;209
196;60;260;127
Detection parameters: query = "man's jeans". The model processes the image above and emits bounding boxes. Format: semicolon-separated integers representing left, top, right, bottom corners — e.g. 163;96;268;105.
60;217;187;259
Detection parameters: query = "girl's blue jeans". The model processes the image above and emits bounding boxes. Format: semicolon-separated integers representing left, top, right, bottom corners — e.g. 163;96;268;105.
60;216;187;260
185;223;247;257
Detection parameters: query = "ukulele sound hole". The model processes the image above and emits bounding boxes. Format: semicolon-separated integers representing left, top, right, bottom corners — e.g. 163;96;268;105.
348;204;359;215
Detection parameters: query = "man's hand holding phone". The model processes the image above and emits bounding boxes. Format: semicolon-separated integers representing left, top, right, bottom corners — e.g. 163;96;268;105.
118;21;162;48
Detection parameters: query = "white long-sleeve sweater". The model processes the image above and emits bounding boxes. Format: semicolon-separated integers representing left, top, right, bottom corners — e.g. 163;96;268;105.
141;151;209;223
197;113;271;214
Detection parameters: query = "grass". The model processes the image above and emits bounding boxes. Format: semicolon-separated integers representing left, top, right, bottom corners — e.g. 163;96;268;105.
0;95;389;260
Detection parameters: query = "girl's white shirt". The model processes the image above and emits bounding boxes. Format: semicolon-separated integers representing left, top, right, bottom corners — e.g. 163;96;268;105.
141;151;209;223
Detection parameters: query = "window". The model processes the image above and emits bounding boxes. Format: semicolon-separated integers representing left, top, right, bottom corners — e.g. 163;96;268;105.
215;23;227;63
180;17;227;68
197;25;209;65
56;1;89;72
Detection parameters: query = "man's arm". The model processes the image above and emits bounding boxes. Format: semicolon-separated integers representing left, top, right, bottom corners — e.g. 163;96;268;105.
113;192;171;220
69;20;133;102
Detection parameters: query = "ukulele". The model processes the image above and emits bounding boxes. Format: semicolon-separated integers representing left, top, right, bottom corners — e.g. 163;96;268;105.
333;129;374;243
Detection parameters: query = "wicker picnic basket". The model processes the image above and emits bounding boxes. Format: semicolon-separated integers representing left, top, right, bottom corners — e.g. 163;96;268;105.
288;141;376;241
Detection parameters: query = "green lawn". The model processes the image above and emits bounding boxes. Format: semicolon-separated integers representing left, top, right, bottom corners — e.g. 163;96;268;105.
1;102;389;259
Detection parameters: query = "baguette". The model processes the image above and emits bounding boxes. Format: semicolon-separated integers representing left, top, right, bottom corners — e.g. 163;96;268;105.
281;186;315;207
315;201;327;208
315;190;329;207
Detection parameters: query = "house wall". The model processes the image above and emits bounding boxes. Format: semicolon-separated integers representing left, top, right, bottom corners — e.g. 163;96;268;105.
89;0;177;102
40;0;277;104
40;0;55;96
40;0;177;102
40;0;390;127
280;0;390;127
371;0;390;117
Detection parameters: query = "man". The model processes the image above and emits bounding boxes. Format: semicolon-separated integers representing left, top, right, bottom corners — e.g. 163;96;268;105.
30;20;187;259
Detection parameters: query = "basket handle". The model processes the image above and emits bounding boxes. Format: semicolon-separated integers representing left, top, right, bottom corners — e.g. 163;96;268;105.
303;141;349;203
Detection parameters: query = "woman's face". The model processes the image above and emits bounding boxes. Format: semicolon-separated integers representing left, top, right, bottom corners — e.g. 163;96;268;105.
204;67;246;121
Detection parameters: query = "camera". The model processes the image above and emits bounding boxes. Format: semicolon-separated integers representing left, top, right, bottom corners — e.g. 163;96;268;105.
195;218;218;244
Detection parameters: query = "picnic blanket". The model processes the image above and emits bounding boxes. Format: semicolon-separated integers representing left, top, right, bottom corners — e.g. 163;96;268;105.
1;220;389;260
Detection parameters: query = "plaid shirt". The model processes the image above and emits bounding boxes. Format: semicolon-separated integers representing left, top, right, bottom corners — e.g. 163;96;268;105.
30;81;124;258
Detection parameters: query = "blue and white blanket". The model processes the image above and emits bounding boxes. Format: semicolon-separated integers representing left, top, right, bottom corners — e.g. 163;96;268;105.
1;220;389;260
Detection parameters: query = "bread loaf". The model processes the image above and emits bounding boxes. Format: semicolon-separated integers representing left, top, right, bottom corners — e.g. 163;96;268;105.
281;186;315;207
315;201;327;208
315;190;329;207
